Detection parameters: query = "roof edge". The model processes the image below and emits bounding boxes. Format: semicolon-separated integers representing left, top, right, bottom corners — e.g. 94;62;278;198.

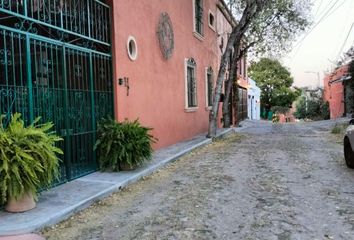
217;0;237;27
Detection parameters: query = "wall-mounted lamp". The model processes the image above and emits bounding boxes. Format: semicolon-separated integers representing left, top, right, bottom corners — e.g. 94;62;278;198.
118;78;124;85
118;77;130;96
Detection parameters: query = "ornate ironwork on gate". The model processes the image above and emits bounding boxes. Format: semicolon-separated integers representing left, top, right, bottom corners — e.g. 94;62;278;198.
0;0;113;183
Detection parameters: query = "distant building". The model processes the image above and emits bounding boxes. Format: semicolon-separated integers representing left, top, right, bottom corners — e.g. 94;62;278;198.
323;64;353;119
247;78;261;120
234;68;249;124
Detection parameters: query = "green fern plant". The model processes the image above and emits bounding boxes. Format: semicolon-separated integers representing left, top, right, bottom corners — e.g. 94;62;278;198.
94;118;156;171
0;113;63;205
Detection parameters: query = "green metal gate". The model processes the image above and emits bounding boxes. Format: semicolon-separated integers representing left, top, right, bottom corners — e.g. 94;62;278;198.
0;0;113;183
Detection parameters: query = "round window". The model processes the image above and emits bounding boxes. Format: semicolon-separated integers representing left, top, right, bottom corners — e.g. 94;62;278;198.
127;36;138;61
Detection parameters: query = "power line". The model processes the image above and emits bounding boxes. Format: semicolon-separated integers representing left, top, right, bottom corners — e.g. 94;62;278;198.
297;0;346;48
335;22;354;60
314;0;323;19
323;0;349;23
333;0;354;57
290;0;340;59
290;0;347;61
316;0;336;20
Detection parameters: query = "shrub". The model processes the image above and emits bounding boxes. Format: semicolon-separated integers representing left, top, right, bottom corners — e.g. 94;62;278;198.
331;123;349;135
321;101;330;120
295;95;329;120
94;118;156;171
331;126;342;134
0;114;63;204
271;106;290;114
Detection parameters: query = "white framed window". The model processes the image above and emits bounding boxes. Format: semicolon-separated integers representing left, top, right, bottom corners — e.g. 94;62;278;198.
127;36;138;61
205;66;213;109
208;10;216;31
243;56;247;78
240;59;243;76
185;58;198;110
193;0;204;39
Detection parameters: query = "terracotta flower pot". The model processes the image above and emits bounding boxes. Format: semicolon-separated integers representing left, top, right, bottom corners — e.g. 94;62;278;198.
5;192;36;213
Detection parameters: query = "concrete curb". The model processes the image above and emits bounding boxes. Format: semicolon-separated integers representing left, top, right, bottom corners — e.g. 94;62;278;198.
0;128;233;236
0;234;44;240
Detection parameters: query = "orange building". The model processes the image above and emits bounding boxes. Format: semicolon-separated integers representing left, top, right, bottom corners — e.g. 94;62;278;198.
323;65;351;119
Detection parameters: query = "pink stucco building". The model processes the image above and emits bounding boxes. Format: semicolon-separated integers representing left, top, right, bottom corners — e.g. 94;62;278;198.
109;0;247;149
0;0;247;182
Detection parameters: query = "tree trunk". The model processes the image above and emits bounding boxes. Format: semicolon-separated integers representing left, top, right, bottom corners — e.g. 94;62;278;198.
222;78;233;128
232;78;240;124
222;44;241;128
207;2;260;138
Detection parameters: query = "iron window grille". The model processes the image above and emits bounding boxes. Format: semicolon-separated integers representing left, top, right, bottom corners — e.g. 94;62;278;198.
207;67;213;107
194;0;204;36
186;58;197;108
208;11;215;30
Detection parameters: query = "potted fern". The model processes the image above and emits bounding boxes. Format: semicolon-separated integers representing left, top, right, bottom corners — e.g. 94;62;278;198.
0;113;63;212
95;118;156;171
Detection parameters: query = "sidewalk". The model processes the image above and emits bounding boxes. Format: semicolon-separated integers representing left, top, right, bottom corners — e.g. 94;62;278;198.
0;128;234;237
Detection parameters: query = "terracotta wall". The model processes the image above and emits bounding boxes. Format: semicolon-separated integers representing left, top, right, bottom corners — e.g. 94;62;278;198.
323;65;348;119
109;0;234;149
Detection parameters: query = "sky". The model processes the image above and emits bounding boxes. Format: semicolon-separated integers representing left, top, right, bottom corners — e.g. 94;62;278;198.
282;0;354;88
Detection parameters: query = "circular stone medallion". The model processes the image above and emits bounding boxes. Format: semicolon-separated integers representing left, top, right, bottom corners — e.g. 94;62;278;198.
157;12;174;60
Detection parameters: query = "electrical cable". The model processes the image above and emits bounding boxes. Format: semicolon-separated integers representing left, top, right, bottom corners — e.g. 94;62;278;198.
335;22;354;61
314;0;324;18
290;0;347;61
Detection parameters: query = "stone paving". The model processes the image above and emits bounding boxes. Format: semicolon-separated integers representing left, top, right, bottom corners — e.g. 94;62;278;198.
42;119;354;240
0;234;44;240
0;128;232;238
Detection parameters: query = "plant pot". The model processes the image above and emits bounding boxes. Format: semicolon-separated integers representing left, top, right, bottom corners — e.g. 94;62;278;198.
119;162;139;171
5;192;36;213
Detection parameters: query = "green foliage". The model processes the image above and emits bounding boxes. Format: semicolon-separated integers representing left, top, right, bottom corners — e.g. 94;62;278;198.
331;123;348;135
331;126;342;134
208;0;311;137
271;106;290;114
294;96;306;119
349;60;354;77
321;101;330;120
227;0;311;58
248;58;300;109
0;113;62;204
94;118;156;171
294;89;329;120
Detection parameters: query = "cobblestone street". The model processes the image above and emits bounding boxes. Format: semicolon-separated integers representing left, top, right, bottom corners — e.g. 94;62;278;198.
43;120;354;240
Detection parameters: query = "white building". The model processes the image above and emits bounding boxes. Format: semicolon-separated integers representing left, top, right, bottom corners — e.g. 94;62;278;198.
247;78;261;120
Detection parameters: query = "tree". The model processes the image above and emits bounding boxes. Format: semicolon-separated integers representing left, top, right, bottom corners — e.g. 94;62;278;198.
207;0;311;136
294;88;330;120
248;58;300;112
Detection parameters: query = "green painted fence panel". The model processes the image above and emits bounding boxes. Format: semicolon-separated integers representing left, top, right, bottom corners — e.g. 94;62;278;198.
0;0;113;184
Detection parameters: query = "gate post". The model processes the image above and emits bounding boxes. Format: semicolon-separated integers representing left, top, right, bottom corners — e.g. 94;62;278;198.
89;52;97;165
62;46;72;181
25;35;34;123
